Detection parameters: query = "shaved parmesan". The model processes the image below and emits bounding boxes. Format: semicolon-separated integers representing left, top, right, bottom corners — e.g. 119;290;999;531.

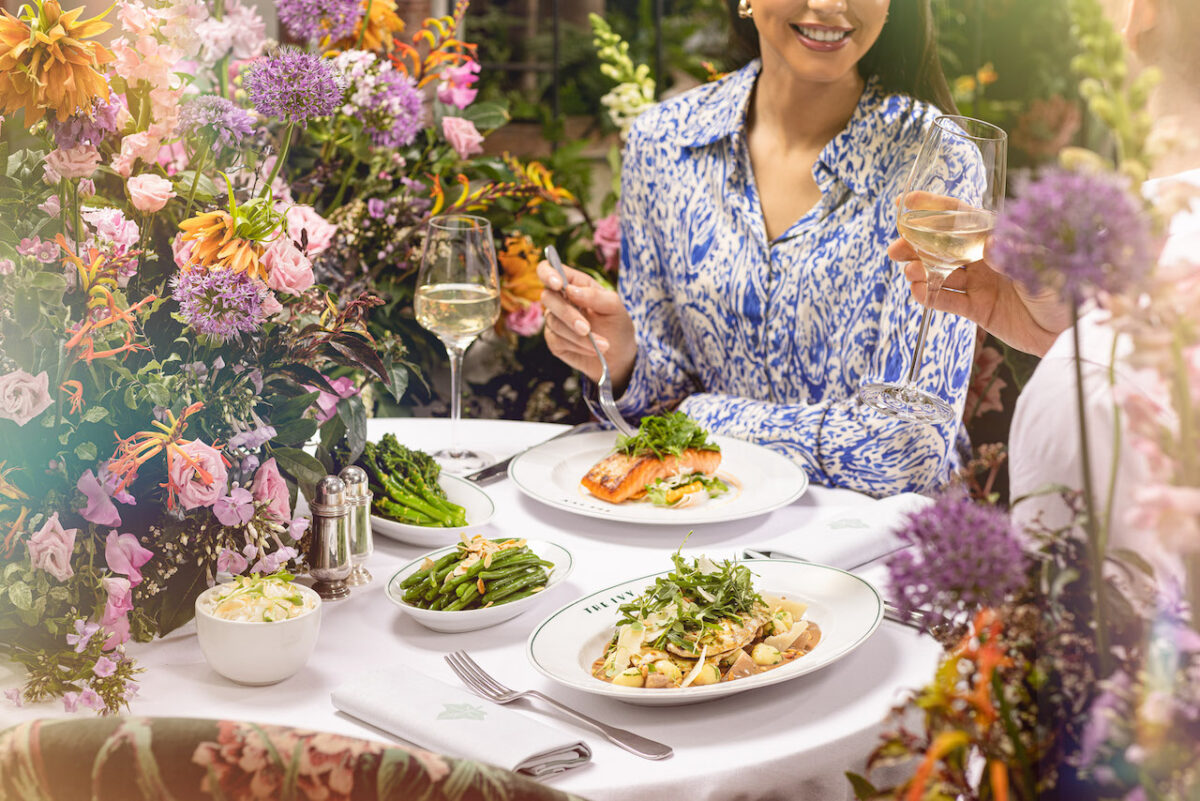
607;622;645;677
679;645;709;688
696;555;721;575
764;593;808;621
764;620;810;652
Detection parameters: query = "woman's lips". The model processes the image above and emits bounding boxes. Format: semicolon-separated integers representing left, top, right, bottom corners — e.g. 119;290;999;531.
789;23;852;52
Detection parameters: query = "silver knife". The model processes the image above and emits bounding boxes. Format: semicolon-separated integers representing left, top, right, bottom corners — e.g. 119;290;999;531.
462;423;602;485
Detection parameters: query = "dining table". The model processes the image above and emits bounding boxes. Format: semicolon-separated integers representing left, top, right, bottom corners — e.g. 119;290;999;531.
0;417;943;801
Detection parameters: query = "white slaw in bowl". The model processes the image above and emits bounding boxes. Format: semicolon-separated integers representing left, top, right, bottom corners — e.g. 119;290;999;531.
198;573;317;623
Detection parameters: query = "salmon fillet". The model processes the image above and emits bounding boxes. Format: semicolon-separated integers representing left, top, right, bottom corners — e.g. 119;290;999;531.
581;448;721;504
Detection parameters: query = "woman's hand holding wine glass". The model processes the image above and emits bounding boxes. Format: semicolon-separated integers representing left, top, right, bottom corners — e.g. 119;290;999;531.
858;115;1008;425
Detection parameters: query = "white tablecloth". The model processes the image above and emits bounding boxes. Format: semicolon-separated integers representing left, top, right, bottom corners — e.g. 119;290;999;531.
0;418;941;801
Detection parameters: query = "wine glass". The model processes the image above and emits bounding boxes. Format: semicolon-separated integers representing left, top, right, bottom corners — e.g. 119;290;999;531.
415;214;501;473
858;115;1007;425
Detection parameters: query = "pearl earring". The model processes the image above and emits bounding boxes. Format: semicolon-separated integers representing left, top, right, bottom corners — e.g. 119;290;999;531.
737;0;752;19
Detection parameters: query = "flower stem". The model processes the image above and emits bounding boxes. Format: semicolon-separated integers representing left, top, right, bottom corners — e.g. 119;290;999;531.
262;123;296;199
355;0;374;50
183;146;209;219
329;154;361;210
1071;304;1109;674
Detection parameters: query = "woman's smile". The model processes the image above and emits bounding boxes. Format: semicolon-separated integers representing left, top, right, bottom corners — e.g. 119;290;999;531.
788;22;853;51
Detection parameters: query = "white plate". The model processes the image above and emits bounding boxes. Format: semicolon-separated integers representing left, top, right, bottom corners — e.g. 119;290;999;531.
508;431;809;524
526;559;882;706
386;540;573;633
371;473;495;547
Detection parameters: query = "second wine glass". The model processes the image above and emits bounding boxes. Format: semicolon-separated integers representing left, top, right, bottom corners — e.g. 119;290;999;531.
858;115;1007;425
415;214;501;474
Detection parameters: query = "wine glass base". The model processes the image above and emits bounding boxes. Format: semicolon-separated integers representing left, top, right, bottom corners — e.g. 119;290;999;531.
432;448;493;475
858;383;955;426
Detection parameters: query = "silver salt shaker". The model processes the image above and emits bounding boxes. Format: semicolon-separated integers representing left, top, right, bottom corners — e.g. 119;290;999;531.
308;475;352;600
339;465;373;586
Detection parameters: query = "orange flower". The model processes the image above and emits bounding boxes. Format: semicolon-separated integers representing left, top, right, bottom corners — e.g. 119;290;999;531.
0;0;114;125
497;234;544;314
178;211;267;281
334;0;405;53
108;402;210;499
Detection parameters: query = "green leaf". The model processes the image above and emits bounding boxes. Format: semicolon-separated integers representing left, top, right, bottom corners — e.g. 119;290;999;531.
845;773;880;799
74;441;98;462
30;271;68;293
8;581;32;611
270;417;319;447
337;394;367;464
156;560;206;635
459;101;510;131
82;406;109;424
271;447;327;499
383;354;410;403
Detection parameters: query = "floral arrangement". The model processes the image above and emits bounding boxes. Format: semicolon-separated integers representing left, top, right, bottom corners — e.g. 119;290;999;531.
0;0;583;713
849;1;1200;797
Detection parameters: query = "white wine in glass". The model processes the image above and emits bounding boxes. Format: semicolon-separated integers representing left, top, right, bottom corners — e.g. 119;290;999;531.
859;115;1007;425
415;215;501;474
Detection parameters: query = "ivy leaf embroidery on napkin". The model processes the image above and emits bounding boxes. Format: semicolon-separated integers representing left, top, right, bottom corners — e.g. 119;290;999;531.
437;703;487;721
829;518;868;530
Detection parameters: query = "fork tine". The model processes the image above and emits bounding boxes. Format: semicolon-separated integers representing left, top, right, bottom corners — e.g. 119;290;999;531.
444;653;492;698
454;651;511;696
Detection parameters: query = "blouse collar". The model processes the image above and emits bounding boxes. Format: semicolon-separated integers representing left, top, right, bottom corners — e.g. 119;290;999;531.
678;59;899;200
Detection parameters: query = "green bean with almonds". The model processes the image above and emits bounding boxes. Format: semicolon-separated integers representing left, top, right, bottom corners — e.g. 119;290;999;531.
402;535;554;612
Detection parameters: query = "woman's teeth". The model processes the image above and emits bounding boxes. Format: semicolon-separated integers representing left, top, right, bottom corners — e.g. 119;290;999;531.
793;25;849;42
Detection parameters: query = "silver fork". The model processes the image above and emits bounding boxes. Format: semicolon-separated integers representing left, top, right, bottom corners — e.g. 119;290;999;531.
444;650;672;761
544;245;637;438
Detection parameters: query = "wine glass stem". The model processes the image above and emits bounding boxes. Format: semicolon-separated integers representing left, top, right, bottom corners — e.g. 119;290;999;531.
445;341;467;453
901;268;949;387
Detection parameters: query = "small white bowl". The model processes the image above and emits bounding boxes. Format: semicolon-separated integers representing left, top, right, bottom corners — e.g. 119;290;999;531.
370;473;496;547
194;582;322;685
386;540;573;633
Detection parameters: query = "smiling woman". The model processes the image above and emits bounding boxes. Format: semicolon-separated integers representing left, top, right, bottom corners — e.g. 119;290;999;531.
537;0;976;497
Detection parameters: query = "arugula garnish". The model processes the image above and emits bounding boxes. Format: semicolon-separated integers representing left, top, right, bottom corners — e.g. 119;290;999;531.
615;412;720;459
617;549;764;653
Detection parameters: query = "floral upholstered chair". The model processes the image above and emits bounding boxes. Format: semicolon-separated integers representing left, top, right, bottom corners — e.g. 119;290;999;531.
0;717;588;801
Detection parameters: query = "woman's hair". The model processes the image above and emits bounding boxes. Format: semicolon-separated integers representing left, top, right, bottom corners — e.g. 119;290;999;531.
726;0;957;114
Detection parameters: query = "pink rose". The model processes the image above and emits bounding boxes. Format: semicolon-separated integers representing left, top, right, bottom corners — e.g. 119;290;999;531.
127;173;176;213
261;291;283;317
262;238;314;296
168;439;228;510
104;530;154;586
442;116;484;160
172;233;197;270
593;212;621;272
251;458;291;522
112;132;159;178
100;576;133;625
0;369;53;427
283;204;336;256
506;302;544;337
45;146;101;180
28;513;77;582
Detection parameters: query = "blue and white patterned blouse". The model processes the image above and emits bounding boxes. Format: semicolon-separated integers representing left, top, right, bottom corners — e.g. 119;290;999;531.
614;60;978;497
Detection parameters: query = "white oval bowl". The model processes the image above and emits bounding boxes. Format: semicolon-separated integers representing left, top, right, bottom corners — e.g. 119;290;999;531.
527;559;882;706
386;540;574;633
194;582;322;685
371;473;496;547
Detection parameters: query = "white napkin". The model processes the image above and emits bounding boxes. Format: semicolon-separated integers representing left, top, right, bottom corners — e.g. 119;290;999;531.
331;667;591;778
754;492;933;570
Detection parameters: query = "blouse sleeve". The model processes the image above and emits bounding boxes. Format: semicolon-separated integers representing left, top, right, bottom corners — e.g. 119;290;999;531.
612;123;702;414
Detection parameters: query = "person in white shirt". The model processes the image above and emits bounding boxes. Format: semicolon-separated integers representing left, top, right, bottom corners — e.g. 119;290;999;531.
891;0;1200;580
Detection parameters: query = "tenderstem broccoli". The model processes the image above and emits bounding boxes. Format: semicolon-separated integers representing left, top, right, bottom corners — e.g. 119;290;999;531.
360;437;468;527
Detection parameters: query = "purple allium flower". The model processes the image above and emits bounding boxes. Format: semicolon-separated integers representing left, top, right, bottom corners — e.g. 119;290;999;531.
180;95;256;152
989;168;1156;301
886;492;1026;632
243;48;343;124
47;94;123;149
171;267;268;342
362;69;423;148
276;0;363;44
